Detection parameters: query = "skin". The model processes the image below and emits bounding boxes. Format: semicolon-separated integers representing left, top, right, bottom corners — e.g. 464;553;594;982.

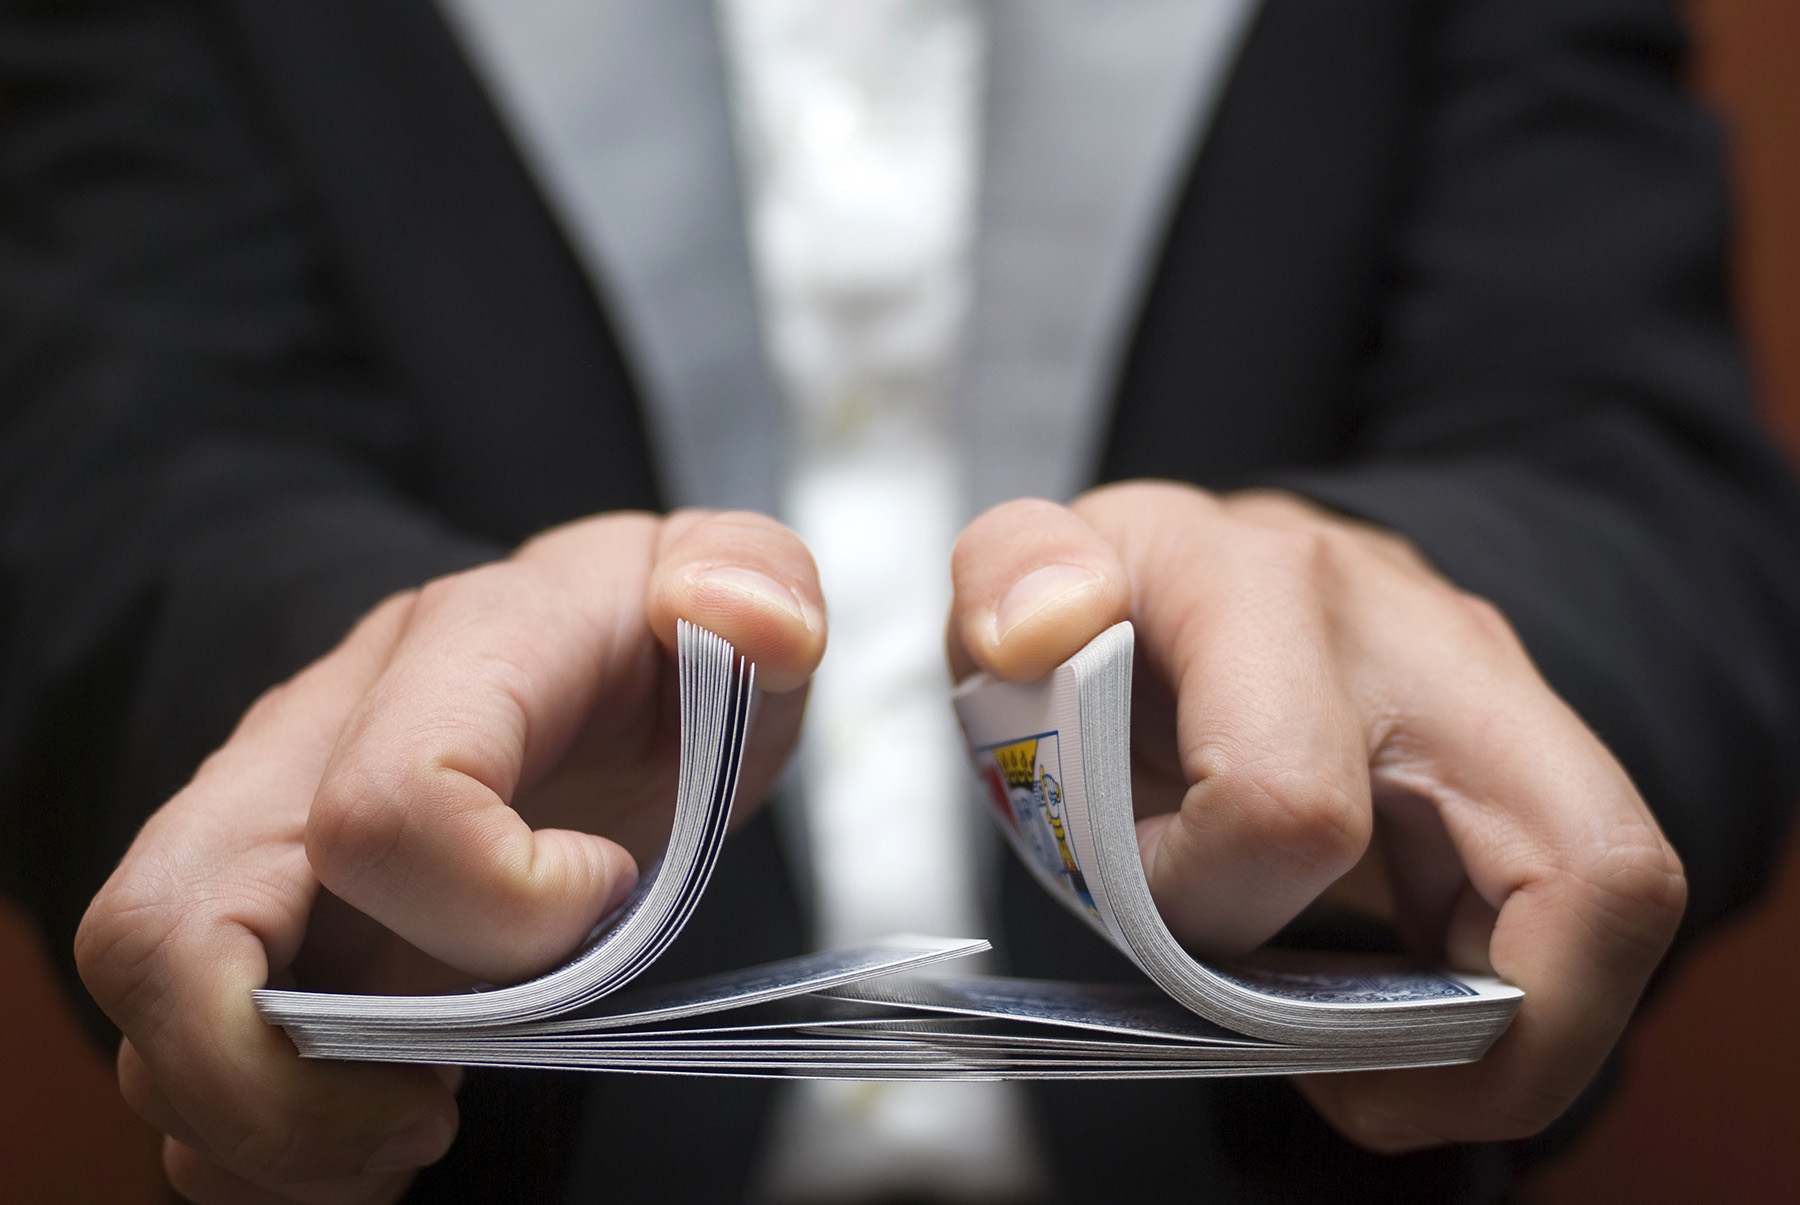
75;510;827;1204
78;485;1686;1201
949;485;1686;1151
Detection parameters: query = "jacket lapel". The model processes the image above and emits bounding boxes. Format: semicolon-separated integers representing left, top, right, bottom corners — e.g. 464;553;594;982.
436;0;784;515
215;0;662;539
1102;0;1425;488
958;0;1263;515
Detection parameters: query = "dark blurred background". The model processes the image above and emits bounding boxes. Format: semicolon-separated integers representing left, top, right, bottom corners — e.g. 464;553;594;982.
3;0;1797;1199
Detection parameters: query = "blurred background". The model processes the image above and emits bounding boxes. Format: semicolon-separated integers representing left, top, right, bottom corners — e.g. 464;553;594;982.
3;0;1796;1199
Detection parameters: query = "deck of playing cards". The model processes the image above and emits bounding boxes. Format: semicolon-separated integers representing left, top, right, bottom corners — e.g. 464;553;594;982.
257;621;1520;1079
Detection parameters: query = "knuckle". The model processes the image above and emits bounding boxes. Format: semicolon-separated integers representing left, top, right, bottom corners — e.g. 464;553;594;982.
227;1115;315;1184
73;888;123;989
75;869;181;1026
1240;519;1383;616
224;1099;388;1186
412;560;508;622
1565;828;1688;961
1246;519;1336;583
234;678;296;734
1193;753;1372;875
1446;587;1521;651
310;750;493;899
306;766;410;892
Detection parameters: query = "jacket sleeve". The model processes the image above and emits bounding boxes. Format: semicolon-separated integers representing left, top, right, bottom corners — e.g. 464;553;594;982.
1266;0;1800;946
0;0;503;1023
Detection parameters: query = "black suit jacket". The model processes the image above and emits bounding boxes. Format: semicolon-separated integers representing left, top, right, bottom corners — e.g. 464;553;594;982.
3;0;1799;1200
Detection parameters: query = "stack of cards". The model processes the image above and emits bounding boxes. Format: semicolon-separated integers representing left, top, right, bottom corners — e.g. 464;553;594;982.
257;621;1521;1079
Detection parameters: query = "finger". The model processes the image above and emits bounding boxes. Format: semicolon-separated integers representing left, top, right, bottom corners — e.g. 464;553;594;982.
307;510;827;984
1075;483;1374;956
643;510;823;824
508;512;820;855
1308;607;1684;1146
948;498;1130;682
645;509;827;693
1360;788;1467;960
77;601;462;1186
123;1041;464;1176
165;1138;416;1205
306;516;660;983
119;1040;209;1154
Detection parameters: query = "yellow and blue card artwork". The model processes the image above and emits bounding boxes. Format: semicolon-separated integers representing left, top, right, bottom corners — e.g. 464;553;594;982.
972;731;1100;920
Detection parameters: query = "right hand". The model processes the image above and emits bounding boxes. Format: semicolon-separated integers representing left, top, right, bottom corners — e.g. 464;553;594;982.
948;488;1685;1151
75;509;826;1204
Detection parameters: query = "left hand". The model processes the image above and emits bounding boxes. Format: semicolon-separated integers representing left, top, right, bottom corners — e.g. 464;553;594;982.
948;483;1685;1151
76;508;827;1204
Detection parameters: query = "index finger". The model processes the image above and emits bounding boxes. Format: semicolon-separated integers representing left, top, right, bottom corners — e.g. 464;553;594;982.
305;510;825;985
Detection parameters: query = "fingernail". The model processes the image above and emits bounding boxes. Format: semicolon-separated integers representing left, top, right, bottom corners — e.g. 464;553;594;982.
995;564;1102;642
367;1114;454;1171
691;566;812;628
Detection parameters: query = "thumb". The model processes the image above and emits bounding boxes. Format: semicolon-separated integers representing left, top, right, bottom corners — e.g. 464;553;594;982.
948;498;1130;682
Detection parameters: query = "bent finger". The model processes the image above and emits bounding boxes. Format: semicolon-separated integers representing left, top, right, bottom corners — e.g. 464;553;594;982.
308;510;827;984
307;517;661;983
1076;483;1375;955
1302;590;1684;1146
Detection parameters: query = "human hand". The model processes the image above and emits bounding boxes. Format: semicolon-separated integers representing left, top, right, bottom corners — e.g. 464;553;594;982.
76;510;825;1203
948;483;1685;1151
